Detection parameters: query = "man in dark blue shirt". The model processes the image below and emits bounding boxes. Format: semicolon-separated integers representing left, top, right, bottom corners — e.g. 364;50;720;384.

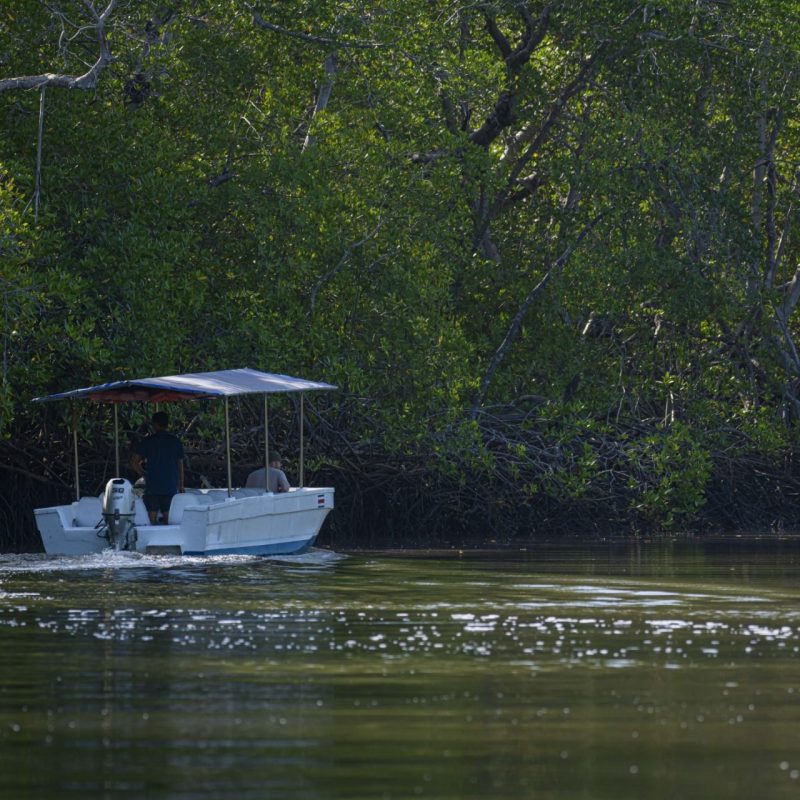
131;411;185;524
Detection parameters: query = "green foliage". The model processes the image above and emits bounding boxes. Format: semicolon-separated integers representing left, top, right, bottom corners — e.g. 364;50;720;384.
627;423;713;530
2;0;800;537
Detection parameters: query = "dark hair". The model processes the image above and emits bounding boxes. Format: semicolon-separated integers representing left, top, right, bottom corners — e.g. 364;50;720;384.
151;411;169;428
269;450;282;463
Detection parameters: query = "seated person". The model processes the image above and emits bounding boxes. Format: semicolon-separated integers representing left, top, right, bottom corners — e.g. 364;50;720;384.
246;451;290;493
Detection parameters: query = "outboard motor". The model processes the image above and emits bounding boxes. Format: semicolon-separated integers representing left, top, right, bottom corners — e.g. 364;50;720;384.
102;478;137;551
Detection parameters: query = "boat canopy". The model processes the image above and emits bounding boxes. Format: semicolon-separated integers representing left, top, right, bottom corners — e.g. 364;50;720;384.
33;368;337;404
33;368;336;498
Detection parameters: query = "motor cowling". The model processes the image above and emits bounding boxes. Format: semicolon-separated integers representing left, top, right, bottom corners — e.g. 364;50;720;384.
102;478;137;551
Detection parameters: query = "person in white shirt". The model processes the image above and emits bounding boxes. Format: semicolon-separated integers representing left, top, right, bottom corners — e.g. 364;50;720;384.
246;451;290;493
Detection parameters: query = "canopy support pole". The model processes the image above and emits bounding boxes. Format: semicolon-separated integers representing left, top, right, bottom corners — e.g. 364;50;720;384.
263;395;270;494
113;403;120;477
71;401;80;500
299;392;305;488
225;397;233;497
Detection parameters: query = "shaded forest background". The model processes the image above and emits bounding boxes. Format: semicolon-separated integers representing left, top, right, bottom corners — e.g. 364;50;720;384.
3;0;800;549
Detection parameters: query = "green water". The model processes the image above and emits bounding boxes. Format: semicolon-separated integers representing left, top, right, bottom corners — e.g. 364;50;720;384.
1;540;800;799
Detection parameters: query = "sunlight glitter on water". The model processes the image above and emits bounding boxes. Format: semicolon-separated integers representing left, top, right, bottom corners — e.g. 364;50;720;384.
3;590;797;669
3;543;800;800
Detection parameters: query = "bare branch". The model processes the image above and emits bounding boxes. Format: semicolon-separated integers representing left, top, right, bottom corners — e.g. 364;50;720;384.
507;5;550;72
309;218;389;313
471;42;611;253
469;214;603;419
483;13;513;60
469;5;552;148
33;87;46;221
0;0;117;92
251;11;386;50
302;51;339;152
763;108;784;290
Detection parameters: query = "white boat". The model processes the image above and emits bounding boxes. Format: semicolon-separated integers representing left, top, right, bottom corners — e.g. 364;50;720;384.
33;368;336;556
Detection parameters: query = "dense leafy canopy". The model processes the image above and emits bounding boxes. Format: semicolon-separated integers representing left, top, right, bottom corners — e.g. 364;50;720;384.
3;1;800;544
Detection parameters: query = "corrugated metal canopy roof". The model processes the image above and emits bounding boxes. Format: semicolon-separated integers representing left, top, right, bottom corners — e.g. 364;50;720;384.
33;368;337;403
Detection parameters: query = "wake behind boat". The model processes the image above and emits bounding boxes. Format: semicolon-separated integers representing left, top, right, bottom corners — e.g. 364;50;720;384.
32;368;336;556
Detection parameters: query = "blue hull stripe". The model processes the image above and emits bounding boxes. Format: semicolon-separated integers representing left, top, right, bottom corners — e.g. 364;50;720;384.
183;536;316;557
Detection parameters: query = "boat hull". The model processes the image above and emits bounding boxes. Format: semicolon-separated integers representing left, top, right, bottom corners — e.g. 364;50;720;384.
35;487;334;557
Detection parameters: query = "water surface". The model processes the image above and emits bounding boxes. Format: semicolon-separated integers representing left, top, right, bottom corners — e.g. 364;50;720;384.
1;539;799;799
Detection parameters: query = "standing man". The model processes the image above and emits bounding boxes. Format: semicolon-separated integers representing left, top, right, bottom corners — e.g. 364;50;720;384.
131;411;185;524
246;450;290;493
